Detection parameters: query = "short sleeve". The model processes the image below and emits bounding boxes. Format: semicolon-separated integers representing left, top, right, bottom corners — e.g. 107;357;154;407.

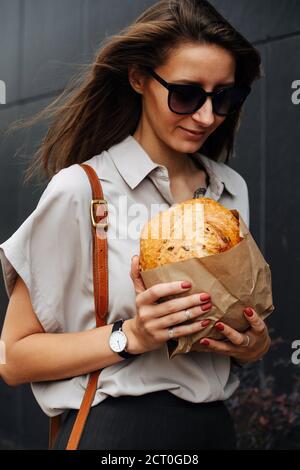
0;165;90;333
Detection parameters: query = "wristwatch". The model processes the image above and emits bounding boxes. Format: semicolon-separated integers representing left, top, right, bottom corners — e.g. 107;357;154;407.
109;319;141;359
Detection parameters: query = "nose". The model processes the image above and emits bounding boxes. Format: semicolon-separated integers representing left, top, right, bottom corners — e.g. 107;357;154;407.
191;96;215;128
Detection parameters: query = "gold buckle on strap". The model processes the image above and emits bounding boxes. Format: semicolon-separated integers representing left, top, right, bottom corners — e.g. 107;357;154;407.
90;199;109;230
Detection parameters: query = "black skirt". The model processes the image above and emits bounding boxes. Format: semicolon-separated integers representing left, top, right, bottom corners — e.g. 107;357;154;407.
52;390;237;450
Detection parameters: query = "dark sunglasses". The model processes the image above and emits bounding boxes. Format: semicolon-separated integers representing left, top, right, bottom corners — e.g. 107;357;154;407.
145;67;251;117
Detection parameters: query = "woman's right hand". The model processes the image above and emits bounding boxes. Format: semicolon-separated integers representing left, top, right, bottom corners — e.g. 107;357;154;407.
129;255;212;354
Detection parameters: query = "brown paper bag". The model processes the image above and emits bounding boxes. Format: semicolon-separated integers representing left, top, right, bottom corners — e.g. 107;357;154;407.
140;212;275;359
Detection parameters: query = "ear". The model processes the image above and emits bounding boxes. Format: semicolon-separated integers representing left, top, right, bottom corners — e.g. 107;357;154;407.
128;66;148;95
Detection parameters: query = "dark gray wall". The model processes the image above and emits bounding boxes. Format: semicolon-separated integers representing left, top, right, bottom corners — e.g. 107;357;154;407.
211;0;300;387
0;0;299;449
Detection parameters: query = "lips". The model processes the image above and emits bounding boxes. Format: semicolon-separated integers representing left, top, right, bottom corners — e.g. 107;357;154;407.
180;127;205;136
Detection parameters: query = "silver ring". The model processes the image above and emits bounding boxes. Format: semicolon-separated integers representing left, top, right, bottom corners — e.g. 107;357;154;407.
184;309;192;321
242;334;250;347
168;327;175;339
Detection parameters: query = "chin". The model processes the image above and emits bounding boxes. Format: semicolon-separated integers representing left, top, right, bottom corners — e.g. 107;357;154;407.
177;139;205;151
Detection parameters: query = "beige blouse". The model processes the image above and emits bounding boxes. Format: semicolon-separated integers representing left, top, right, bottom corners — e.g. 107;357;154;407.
0;134;250;417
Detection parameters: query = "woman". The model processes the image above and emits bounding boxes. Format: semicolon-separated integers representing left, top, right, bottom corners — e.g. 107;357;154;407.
0;0;271;450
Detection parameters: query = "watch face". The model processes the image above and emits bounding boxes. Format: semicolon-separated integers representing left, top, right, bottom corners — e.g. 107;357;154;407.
109;331;127;353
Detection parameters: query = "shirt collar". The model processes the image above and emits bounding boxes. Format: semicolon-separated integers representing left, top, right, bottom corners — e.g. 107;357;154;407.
192;152;238;197
108;135;158;189
108;134;237;197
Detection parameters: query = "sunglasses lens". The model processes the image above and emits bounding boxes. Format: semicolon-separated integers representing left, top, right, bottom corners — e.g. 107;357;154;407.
214;86;249;115
169;83;250;115
170;85;205;114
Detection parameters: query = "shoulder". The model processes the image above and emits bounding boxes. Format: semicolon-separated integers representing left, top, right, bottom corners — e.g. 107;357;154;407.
47;164;92;198
43;160;102;209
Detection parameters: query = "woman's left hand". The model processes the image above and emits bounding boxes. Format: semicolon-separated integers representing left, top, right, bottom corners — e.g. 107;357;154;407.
190;307;271;365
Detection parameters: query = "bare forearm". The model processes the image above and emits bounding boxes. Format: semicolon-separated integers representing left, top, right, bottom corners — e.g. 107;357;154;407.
3;319;140;385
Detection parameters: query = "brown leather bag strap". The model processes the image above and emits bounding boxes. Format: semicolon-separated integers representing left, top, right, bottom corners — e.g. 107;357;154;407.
48;163;109;450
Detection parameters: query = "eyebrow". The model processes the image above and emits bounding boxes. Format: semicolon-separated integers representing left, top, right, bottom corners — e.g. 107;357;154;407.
172;79;235;87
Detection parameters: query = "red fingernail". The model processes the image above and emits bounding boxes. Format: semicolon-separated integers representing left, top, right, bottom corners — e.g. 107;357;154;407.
201;319;211;327
201;302;212;311
244;307;254;317
201;339;210;346
200;293;210;302
181;281;192;289
215;322;224;331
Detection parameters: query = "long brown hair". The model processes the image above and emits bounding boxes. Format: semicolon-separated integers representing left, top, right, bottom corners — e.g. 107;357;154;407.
8;0;262;186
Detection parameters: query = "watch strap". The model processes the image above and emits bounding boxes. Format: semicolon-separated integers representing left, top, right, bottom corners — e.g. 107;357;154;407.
112;319;123;333
112;319;141;359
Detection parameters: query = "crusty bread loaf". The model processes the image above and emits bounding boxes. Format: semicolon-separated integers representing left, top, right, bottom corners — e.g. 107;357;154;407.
140;198;242;271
